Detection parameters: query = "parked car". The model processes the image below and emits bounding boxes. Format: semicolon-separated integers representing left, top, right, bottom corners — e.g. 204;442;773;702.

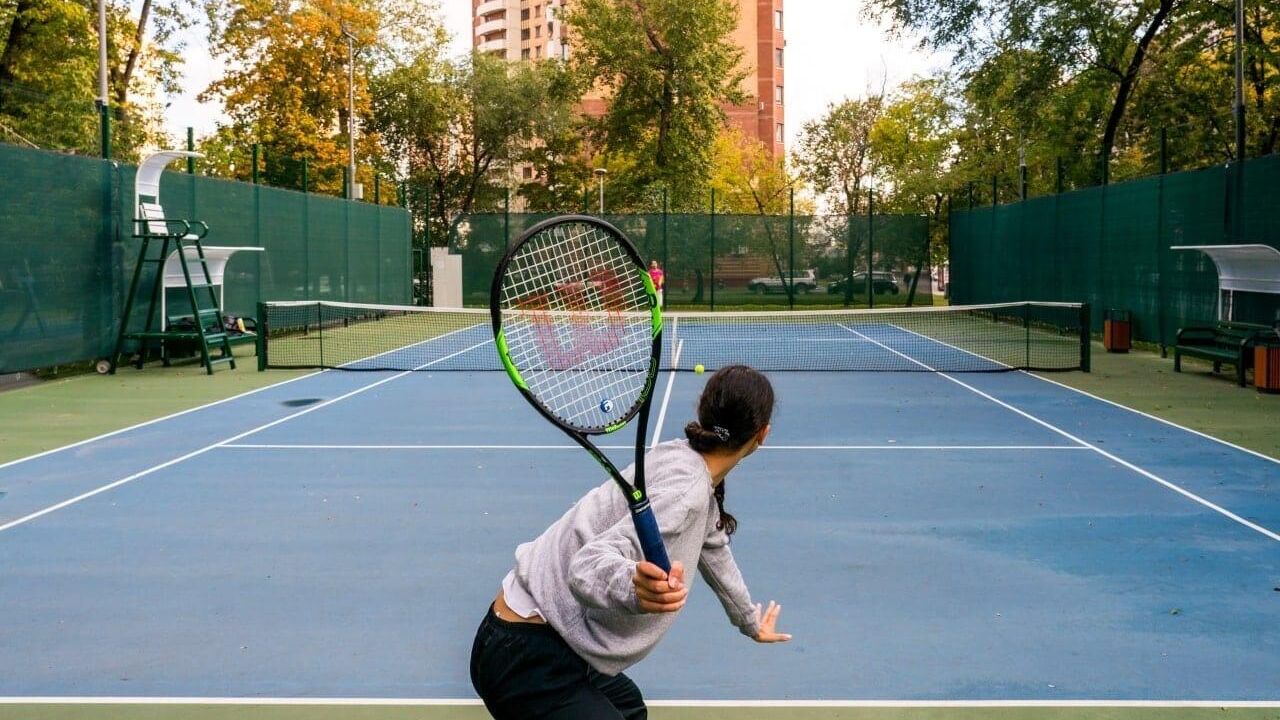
746;269;819;294
827;271;900;295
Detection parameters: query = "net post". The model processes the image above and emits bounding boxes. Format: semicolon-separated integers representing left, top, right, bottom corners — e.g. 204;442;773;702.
256;302;268;371
186;128;195;173
1080;303;1092;372
317;301;325;369
1024;303;1031;368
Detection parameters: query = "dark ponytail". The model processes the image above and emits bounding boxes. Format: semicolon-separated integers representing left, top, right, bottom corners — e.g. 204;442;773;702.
683;365;775;536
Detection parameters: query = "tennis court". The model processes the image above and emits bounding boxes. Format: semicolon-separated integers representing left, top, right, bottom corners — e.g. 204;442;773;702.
1;305;1277;714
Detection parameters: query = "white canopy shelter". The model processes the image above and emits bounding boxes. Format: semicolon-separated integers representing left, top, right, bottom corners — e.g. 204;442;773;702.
160;246;265;328
1171;244;1280;321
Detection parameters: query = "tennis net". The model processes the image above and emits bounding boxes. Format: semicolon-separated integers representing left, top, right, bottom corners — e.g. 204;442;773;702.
256;301;1090;373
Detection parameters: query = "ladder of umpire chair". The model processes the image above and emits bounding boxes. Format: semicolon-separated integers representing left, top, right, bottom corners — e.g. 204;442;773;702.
109;201;236;375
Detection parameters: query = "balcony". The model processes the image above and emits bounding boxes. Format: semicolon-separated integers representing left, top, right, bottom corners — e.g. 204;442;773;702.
477;37;507;53
476;0;506;16
475;17;507;37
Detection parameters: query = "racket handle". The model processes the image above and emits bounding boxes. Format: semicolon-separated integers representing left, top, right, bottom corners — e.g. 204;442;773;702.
631;503;671;573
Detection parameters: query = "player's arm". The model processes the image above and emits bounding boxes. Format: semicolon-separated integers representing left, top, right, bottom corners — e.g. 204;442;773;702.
698;530;791;643
568;489;696;613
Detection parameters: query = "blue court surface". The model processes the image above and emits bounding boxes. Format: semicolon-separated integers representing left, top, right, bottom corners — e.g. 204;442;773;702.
1;321;1278;708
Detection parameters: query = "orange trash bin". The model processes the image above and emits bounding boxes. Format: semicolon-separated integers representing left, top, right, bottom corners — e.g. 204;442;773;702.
1104;309;1131;353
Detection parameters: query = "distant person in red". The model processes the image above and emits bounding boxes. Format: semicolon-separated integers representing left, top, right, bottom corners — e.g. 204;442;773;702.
648;260;664;307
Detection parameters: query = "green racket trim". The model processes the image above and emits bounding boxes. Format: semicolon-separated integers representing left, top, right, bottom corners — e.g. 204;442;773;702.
494;329;527;390
640;270;662;337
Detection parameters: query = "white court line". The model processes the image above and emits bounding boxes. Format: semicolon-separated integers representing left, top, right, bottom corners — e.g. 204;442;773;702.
0;697;1275;708
0;337;493;535
1028;372;1280;466
843;324;1280;543
890;320;1280;461
219;443;1088;451
0;321;493;474
0;371;324;473
649;338;685;448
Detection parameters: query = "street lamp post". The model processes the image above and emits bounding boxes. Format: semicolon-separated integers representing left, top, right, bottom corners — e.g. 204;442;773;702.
342;23;359;200
594;168;607;214
96;0;110;158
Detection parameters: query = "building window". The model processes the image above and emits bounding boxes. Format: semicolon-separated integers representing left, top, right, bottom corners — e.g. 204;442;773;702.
775;123;784;143
775;10;782;30
521;8;530;20
775;48;783;67
548;21;554;35
535;44;542;58
775;85;783;104
523;166;533;180
521;28;530;39
535;25;541;37
521;48;530;59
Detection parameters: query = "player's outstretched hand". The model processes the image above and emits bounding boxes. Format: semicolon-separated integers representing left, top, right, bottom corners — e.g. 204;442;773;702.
752;601;792;643
634;561;687;613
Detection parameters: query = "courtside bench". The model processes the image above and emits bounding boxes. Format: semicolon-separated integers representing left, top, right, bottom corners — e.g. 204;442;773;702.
1173;321;1273;386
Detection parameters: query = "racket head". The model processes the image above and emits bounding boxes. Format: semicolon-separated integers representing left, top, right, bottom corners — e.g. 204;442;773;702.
490;215;662;435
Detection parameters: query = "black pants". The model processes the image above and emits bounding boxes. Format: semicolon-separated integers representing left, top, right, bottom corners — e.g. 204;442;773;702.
470;605;647;720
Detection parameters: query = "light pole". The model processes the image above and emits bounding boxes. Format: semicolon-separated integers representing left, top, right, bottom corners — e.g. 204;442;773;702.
594;168;607;214
342;23;359;200
96;0;109;158
1232;0;1246;239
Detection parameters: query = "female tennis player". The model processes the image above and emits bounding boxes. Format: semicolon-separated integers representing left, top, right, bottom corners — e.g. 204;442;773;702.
470;364;790;719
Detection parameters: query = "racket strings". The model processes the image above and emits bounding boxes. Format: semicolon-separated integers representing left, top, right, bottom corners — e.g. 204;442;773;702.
499;221;654;431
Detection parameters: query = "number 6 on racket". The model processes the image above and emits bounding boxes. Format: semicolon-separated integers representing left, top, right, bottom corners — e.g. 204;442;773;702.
490;215;670;572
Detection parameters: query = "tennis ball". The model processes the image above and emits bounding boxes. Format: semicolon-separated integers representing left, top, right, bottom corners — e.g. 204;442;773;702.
694;364;705;374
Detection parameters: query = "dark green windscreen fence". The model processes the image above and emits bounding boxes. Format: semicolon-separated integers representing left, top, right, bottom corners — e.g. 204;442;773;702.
0;144;411;373
449;212;933;309
950;153;1280;346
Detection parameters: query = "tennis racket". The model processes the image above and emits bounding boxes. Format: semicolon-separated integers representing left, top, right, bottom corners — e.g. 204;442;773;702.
490;215;671;573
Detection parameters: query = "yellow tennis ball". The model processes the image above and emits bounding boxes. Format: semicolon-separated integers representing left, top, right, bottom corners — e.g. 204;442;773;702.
694;364;705;374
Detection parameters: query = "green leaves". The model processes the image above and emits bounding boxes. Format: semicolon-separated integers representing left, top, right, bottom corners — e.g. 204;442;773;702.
565;0;746;208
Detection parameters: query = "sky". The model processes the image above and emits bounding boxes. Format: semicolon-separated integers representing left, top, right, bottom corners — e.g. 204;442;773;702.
162;1;946;152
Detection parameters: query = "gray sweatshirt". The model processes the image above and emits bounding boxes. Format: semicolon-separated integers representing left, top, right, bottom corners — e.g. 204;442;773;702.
507;439;760;676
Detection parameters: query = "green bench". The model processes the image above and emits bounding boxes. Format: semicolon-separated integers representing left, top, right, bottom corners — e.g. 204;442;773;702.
1174;321;1274;386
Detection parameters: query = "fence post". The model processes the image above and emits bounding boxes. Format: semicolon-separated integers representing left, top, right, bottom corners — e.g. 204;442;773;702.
991;174;998;207
1100;149;1110;186
186;128;195;173
302;158;309;193
844;205;854;307
967;182;975;210
374;174;381;204
251;144;260;184
342;166;350;200
98;103;111;160
1020;163;1028;201
661;188;669;298
867;188;875;309
788;187;796;310
710;188;716;311
1056;157;1064;194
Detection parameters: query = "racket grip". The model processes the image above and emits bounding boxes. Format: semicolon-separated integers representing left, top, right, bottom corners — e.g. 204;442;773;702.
631;503;671;573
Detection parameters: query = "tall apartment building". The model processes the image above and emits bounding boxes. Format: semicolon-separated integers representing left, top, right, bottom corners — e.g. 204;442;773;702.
472;0;786;157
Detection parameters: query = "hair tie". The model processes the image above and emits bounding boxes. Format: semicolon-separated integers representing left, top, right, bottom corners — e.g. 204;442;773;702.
711;425;731;442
